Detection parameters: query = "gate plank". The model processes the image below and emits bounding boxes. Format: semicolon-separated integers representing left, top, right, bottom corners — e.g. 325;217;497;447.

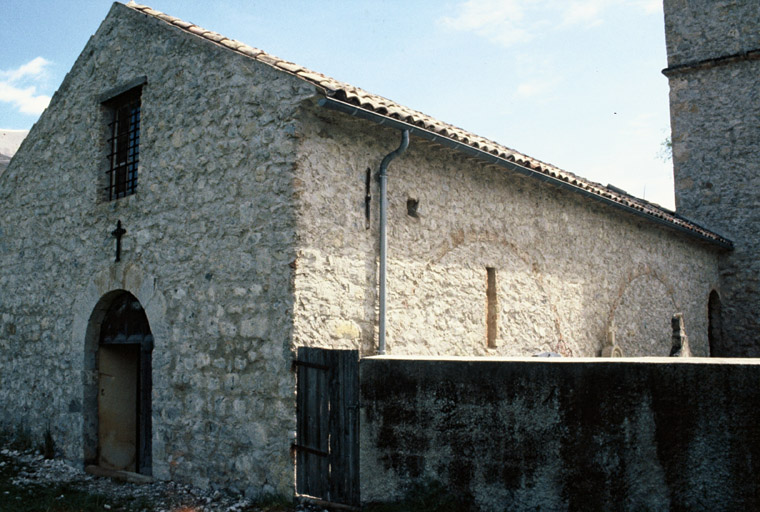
297;347;330;498
314;348;329;498
328;350;359;505
296;348;307;494
328;350;344;503
344;350;360;506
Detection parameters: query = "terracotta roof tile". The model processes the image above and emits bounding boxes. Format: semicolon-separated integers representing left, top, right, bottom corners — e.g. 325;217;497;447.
204;31;225;43
141;7;162;17
237;46;263;58
254;53;280;66
220;39;241;50
123;1;732;248
275;61;303;73
297;71;330;83
186;25;206;36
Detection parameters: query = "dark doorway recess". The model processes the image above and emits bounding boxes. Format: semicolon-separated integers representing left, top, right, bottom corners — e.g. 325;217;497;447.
97;292;153;475
708;290;722;357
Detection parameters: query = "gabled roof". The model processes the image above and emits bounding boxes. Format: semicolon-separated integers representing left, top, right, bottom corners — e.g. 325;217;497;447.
124;1;732;249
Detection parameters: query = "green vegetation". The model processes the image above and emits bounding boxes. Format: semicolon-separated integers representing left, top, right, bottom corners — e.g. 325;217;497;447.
364;481;476;512
658;135;673;162
253;494;294;511
0;427;38;453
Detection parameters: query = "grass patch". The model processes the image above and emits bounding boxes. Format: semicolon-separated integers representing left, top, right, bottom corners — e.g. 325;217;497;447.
251;493;293;511
0;427;39;454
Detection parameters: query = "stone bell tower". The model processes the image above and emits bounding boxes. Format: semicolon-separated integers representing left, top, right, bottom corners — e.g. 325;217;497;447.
663;0;760;356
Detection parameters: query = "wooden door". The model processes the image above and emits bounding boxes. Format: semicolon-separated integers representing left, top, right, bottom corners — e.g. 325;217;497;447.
98;344;139;472
295;347;360;507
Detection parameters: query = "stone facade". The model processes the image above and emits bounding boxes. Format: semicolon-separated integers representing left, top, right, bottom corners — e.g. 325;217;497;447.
0;0;734;500
664;0;760;355
292;105;722;359
0;4;314;496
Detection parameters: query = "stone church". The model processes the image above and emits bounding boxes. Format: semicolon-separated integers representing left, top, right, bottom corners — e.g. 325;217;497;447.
0;0;756;501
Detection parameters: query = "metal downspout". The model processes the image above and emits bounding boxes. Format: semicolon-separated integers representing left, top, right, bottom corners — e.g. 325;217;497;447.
378;129;410;355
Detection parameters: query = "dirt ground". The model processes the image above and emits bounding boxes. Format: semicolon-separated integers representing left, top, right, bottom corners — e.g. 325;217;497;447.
0;447;324;512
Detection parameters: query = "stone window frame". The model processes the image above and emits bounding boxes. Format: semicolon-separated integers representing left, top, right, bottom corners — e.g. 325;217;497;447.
98;77;146;201
486;267;498;348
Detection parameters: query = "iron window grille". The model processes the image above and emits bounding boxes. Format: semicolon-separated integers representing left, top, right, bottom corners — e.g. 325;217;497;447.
105;87;141;200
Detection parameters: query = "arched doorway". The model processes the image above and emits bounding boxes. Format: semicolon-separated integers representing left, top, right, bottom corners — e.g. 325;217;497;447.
96;292;153;475
612;272;677;357
708;290;722;357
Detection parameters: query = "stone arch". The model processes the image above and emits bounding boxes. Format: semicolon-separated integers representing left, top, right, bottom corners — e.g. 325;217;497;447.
84;290;154;475
72;264;166;474
708;289;723;357
419;229;568;356
609;265;678;357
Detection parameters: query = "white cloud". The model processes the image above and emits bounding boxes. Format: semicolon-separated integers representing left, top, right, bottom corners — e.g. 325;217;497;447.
515;79;556;98
560;0;613;27
439;0;535;47
0;83;51;115
629;0;662;15
0;57;52;116
1;57;51;82
440;0;660;47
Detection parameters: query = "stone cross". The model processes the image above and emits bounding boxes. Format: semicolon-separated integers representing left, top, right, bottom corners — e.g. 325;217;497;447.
111;220;126;262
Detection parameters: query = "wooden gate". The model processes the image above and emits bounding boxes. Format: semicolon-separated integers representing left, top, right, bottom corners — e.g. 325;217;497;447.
294;347;359;508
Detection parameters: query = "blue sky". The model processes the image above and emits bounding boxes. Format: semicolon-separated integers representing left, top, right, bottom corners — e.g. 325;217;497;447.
0;0;675;207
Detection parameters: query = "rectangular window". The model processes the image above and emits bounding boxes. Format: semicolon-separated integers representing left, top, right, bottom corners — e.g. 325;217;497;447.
486;267;498;348
104;86;141;200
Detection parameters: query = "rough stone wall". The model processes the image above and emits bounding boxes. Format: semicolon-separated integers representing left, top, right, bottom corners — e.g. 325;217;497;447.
292;106;723;358
663;0;760;66
0;4;316;496
360;356;760;510
664;0;760;355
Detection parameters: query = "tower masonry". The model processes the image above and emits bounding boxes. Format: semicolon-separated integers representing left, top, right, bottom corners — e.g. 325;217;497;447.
664;0;760;355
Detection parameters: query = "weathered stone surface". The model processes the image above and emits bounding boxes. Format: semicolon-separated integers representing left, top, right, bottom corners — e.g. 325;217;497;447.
0;0;736;501
0;3;315;497
292;107;722;359
670;312;691;357
665;0;760;355
664;0;760;66
360;356;760;510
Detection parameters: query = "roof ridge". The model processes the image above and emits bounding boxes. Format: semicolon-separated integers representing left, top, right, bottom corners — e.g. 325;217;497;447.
121;1;732;248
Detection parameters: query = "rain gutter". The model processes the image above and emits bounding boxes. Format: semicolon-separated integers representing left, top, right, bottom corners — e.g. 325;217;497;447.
317;96;733;250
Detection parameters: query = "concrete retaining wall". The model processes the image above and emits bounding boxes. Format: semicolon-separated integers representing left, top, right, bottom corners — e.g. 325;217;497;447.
360;356;760;510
